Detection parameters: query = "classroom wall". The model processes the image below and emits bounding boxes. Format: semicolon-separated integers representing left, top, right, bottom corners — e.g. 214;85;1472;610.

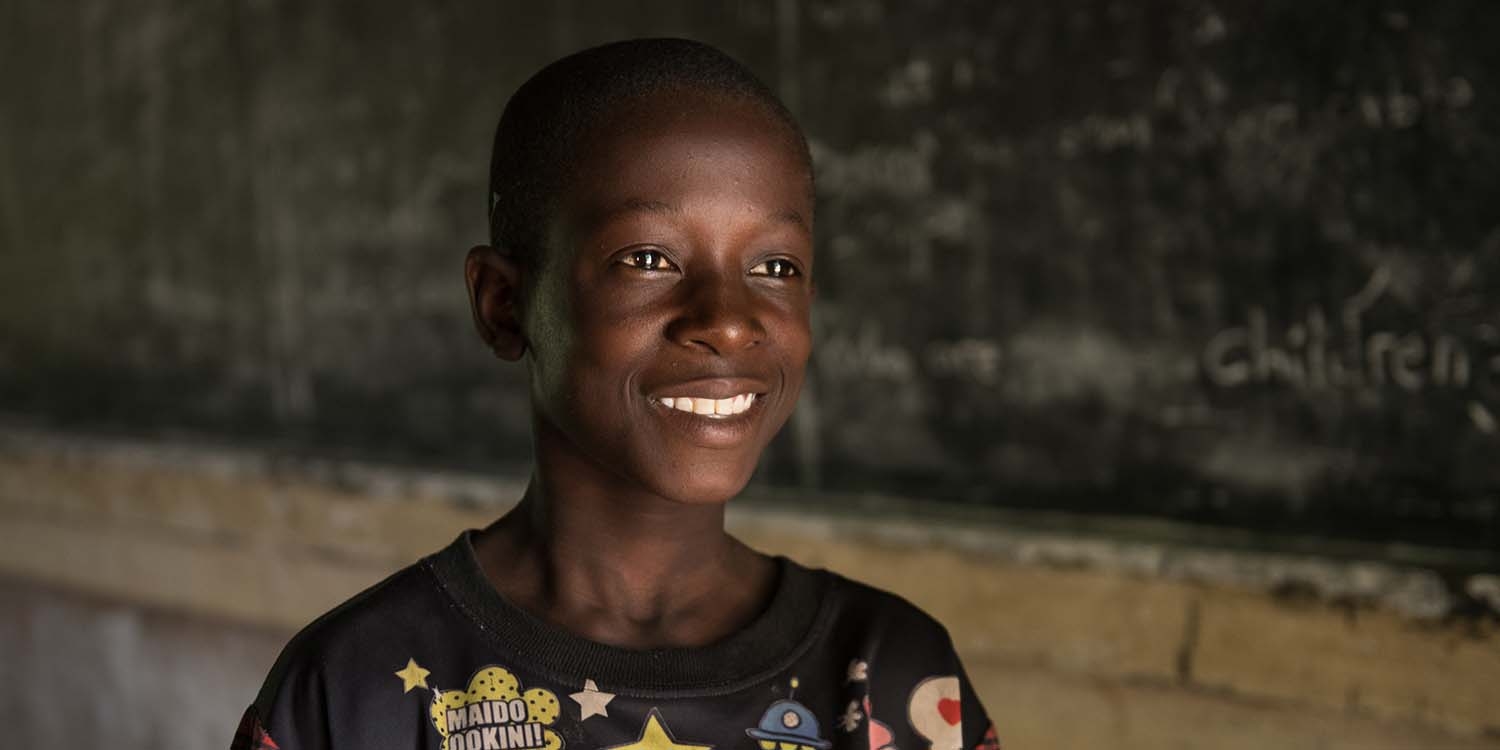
3;1;1498;748
2;428;1498;749
4;0;1498;552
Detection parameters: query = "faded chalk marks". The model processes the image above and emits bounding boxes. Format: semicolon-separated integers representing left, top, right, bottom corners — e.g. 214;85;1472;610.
7;0;1500;553
1202;267;1491;396
809;137;936;197
814;321;1002;387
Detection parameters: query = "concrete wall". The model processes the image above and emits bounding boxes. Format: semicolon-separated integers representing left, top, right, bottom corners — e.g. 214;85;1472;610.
3;426;1496;749
0;580;286;750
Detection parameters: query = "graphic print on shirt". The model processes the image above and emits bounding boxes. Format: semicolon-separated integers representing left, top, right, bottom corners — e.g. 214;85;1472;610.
833;661;897;750
862;696;898;750
396;659;431;692
836;700;863;733
906;676;961;750
230;705;281;750
845;659;868;683
605;707;713;750
973;723;1000;750
746;677;832;750
393;661;563;750
569;678;615;720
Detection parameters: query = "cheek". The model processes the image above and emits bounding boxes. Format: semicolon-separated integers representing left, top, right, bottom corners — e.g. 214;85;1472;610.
768;307;814;414
787;313;814;362
521;273;580;395
571;302;662;373
549;312;661;427
773;299;814;366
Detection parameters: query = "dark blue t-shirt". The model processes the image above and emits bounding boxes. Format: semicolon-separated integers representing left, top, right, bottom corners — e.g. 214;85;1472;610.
233;531;998;750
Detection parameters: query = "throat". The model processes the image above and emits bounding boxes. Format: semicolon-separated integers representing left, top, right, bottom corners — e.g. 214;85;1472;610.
540;544;778;649
473;504;779;650
546;579;771;650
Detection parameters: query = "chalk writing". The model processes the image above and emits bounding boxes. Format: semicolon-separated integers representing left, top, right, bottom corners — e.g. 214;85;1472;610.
815;322;1002;386
809;137;935;197
1058;113;1153;157
1203;267;1494;395
925;338;1002;385
818;321;914;380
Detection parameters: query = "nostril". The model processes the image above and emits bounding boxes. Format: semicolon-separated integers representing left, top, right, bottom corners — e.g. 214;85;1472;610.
685;336;722;356
672;316;765;354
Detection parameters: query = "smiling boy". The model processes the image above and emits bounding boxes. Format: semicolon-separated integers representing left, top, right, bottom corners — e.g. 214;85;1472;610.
233;39;996;750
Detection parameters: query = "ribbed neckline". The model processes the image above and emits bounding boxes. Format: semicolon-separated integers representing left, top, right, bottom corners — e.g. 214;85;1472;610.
424;530;832;696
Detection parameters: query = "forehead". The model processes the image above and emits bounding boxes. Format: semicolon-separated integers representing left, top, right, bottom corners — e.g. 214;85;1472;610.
556;88;814;238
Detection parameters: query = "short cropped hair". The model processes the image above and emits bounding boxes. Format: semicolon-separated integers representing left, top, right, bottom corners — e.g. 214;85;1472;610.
488;38;812;267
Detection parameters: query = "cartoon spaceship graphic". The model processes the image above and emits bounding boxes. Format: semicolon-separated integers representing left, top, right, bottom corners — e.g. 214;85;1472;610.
746;679;832;750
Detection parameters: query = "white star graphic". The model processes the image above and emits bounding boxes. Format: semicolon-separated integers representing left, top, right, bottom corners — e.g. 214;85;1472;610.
570;678;615;720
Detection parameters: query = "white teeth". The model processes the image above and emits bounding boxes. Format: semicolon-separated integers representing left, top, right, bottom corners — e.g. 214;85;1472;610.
658;393;757;417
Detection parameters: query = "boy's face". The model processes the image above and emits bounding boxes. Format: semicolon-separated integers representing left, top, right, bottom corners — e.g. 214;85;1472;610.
475;88;815;506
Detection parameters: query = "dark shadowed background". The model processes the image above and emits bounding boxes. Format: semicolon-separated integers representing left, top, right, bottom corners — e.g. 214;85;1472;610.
2;1;1498;748
4;0;1499;556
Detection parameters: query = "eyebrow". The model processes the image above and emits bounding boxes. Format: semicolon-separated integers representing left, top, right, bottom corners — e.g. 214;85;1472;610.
770;208;811;231
619;198;677;215
599;198;810;233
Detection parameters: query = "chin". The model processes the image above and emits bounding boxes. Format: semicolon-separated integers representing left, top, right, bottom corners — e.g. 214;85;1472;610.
648;463;756;507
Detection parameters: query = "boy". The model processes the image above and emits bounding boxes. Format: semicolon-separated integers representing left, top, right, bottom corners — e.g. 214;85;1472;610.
234;38;997;750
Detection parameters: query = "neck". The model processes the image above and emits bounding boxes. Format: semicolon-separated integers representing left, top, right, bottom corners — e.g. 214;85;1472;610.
517;474;740;615
473;418;775;648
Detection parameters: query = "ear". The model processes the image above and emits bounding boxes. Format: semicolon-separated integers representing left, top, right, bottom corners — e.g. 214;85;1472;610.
464;245;528;360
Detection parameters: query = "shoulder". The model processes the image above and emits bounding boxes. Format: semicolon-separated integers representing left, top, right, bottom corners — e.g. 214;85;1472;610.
253;557;442;711
792;558;966;681
794;562;999;749
797;561;962;661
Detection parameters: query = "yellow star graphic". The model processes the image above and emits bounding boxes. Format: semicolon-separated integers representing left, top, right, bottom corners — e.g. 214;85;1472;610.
394;658;430;693
605;708;713;750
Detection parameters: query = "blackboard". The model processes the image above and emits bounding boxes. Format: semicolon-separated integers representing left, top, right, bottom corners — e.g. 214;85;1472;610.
1;1;1496;557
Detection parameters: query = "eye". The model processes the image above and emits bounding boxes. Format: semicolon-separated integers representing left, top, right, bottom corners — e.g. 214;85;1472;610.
749;258;801;278
619;248;678;272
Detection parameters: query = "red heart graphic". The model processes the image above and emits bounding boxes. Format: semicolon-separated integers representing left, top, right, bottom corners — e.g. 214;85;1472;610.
938;697;961;726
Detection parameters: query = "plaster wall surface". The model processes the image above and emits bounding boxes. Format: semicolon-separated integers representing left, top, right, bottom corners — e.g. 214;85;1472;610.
1;429;1495;749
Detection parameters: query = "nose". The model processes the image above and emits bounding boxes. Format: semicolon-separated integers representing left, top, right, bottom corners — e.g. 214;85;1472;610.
665;271;767;355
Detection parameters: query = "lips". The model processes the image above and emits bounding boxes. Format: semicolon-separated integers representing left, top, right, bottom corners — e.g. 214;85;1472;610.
645;376;771;447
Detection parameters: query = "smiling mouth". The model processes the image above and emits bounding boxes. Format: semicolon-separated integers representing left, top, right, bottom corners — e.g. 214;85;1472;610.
652;393;758;418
